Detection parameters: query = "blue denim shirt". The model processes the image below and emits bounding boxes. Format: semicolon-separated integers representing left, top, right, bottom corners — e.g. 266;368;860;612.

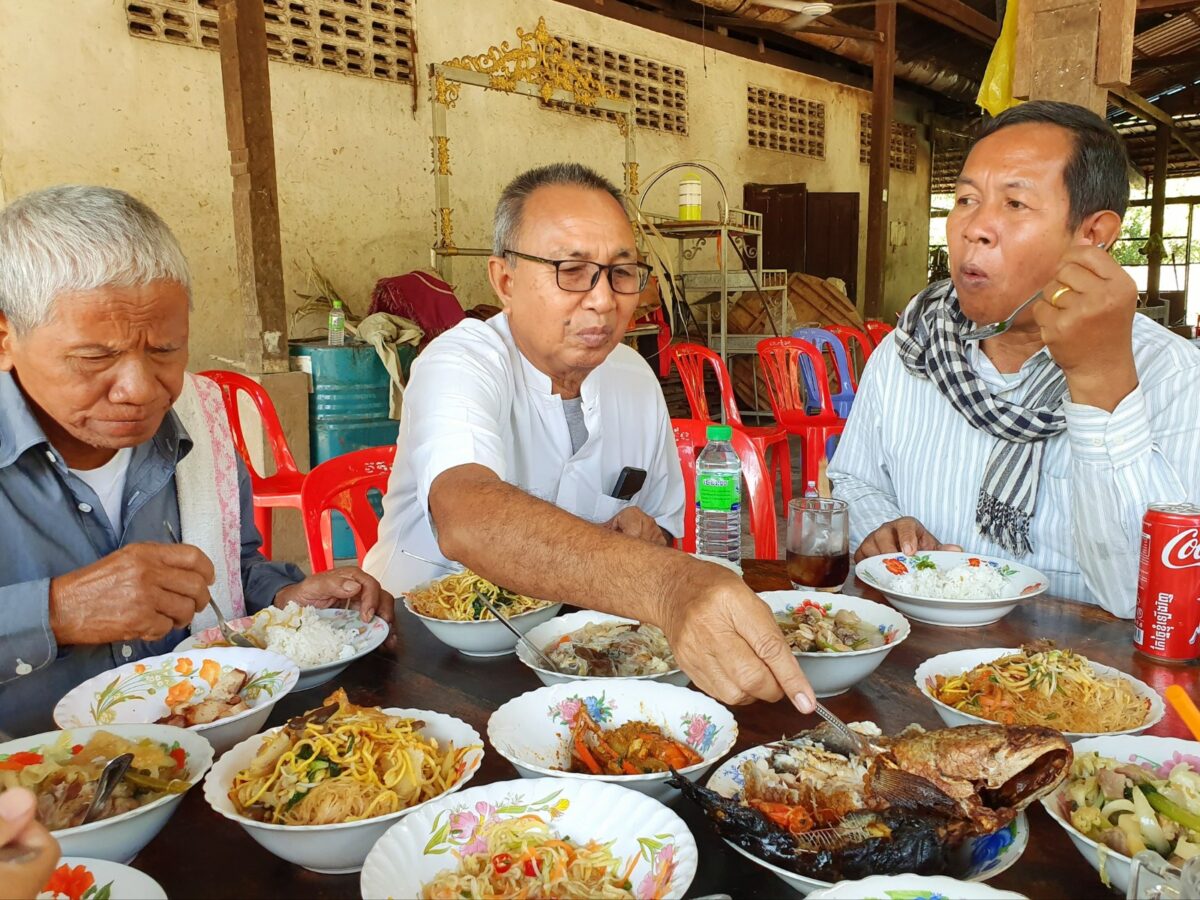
0;371;302;737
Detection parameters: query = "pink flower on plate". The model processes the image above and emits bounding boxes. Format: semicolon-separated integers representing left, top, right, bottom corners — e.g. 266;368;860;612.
556;698;582;724
636;844;676;899
449;801;497;855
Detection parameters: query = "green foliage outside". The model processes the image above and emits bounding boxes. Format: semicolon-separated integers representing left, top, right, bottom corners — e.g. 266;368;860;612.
1111;205;1200;266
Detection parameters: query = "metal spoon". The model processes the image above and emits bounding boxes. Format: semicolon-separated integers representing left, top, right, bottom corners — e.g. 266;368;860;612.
961;241;1107;342
80;752;135;826
164;521;259;649
400;550;562;673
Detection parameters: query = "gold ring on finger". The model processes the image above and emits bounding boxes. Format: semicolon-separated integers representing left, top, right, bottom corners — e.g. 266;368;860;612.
1049;285;1071;308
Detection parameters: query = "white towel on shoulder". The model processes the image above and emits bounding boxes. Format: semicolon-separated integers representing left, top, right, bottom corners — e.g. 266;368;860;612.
172;373;246;631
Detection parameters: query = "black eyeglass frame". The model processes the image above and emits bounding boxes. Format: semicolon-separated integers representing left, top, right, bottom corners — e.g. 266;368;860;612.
502;249;652;295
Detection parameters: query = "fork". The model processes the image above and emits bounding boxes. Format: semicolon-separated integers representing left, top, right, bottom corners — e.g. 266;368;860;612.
164;520;259;649
962;241;1107;342
775;703;871;758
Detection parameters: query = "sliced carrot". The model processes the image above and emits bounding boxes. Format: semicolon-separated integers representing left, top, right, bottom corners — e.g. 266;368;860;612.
574;737;603;774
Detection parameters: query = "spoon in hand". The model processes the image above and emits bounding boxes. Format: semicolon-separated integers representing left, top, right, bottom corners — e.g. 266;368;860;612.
961;241;1107;342
400;549;562;673
163;521;259;649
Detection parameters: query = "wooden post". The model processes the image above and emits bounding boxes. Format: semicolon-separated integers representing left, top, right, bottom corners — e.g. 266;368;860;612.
864;0;896;319
1147;124;1170;305
217;0;289;374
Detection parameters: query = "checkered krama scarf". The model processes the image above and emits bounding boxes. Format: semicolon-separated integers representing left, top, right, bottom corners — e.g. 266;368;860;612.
894;279;1068;556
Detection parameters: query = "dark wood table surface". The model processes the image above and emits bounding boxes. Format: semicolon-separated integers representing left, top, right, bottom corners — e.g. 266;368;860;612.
133;560;1200;899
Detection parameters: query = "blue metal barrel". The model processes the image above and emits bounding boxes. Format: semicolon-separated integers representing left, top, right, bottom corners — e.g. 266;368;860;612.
289;340;405;560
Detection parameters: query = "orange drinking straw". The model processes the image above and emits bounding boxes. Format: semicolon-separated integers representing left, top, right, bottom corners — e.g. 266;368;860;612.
1165;685;1200;742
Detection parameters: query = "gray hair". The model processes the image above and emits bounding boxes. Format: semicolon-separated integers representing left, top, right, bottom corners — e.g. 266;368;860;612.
492;163;625;257
0;185;191;334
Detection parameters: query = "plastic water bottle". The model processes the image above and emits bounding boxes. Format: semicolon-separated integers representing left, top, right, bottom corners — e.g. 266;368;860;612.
805;480;819;498
327;299;346;347
696;424;742;562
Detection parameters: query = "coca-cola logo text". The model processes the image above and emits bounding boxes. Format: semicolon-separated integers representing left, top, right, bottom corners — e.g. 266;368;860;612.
1163;528;1200;570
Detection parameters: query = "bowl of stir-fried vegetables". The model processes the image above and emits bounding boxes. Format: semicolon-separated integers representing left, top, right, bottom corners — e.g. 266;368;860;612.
1041;735;1200;894
758;592;910;698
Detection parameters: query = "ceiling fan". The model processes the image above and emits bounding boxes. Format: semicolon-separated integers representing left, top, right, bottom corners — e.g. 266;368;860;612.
746;1;894;31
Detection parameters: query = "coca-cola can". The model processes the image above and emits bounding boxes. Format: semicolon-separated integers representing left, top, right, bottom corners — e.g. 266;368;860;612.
1134;502;1200;664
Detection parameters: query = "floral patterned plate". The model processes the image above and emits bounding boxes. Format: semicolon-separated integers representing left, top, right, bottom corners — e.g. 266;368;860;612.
1041;735;1200;895
806;874;1028;899
178;607;389;691
38;857;167;900
855;551;1047;627
54;647;299;754
359;777;698;899
487;679;737;801
704;743;1029;896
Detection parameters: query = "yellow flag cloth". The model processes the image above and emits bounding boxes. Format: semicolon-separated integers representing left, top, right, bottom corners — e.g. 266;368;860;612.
977;0;1021;117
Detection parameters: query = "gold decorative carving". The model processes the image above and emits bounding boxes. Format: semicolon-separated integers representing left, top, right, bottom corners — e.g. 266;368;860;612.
441;17;615;107
438;208;455;249
615;113;629;138
624;162;639;198
434;137;451;176
434;72;460;108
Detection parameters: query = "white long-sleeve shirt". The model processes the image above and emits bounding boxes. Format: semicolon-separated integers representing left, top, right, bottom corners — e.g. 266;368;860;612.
828;314;1200;618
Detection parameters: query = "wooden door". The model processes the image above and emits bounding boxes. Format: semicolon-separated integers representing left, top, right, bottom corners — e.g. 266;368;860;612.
743;182;806;273
804;192;860;302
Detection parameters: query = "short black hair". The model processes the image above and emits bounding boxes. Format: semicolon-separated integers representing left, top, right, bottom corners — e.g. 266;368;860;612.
972;100;1132;228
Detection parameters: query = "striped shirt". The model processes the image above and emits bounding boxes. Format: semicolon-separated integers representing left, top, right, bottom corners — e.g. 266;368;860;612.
829;313;1200;618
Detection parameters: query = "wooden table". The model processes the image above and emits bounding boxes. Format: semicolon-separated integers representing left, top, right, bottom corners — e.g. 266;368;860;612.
133;561;1200;898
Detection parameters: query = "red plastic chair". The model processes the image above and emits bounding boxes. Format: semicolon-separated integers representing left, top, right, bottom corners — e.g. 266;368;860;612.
864;320;895;347
822;324;874;391
755;339;846;490
671;419;778;559
200;370;305;560
629;303;672;377
300;445;396;572
666;343;793;509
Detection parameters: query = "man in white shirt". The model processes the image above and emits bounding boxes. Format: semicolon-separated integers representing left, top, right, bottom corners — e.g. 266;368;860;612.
367;163;816;712
830;100;1200;618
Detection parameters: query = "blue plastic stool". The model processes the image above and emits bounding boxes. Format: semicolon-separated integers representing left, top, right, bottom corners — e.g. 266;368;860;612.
791;327;856;419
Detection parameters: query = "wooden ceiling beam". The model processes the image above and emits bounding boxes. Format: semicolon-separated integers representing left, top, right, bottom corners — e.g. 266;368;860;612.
1134;50;1200;71
900;0;998;44
1136;0;1200;13
1109;84;1200;162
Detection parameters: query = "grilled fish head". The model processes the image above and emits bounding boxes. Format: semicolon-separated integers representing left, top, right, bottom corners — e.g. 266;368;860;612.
870;724;1071;834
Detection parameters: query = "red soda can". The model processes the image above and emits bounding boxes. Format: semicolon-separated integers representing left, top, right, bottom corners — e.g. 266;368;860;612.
1134;502;1200;664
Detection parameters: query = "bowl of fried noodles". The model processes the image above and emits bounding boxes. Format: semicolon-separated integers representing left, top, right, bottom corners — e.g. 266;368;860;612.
916;643;1163;738
403;570;562;657
0;723;213;862
202;688;484;874
359;776;698;899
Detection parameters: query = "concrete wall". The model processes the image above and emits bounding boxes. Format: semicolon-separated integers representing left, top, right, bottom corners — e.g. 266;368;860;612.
0;0;932;371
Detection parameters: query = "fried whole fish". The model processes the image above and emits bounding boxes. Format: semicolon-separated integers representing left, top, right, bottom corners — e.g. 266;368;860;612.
674;722;1072;883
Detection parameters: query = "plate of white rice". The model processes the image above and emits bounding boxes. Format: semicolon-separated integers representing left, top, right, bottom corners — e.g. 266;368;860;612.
178;602;389;690
855;551;1048;627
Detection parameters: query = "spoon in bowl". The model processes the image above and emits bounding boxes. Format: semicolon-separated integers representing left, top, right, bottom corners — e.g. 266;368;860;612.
400;549;562;673
80;752;135;826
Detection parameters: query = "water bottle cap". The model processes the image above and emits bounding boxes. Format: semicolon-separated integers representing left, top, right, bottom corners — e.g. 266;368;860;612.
706;424;733;441
331;299;343;309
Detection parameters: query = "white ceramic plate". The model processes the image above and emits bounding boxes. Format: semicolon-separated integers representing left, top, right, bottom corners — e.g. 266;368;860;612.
1041;734;1200;895
704;743;1029;896
202;706;484;874
855;551;1048;627
0;724;213;863
177;607;389;691
915;647;1164;739
38;857;168;900
54;647;299;755
488;679;736;801
807;874;1029;899
516;610;690;687
758;591;910;697
360;777;698;899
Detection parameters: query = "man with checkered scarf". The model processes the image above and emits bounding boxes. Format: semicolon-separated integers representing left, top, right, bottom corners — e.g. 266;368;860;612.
829;100;1200;618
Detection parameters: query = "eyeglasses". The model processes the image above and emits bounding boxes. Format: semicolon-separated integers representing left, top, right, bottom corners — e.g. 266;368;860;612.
503;249;652;295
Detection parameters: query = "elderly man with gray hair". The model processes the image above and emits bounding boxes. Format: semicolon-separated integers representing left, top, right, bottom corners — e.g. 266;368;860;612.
0;185;393;738
366;163;817;714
